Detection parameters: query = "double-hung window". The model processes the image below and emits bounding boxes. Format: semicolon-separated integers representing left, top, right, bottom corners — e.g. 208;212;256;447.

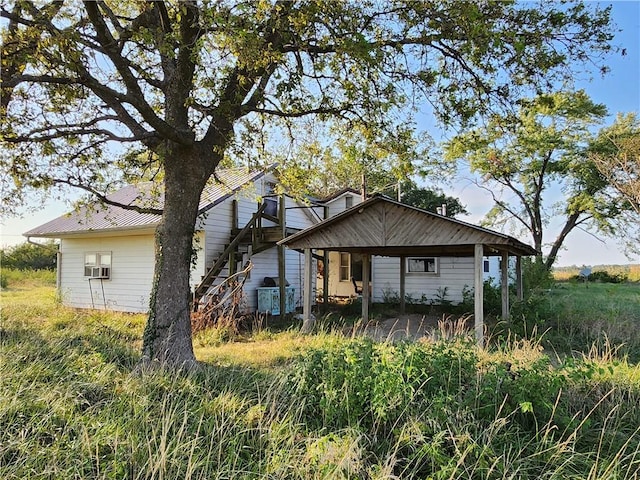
406;257;438;274
339;253;350;281
84;252;112;279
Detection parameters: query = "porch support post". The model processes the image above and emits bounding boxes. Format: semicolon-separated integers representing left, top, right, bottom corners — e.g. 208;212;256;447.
399;255;406;315
301;248;315;333
516;256;524;301
278;195;286;317
474;243;484;347
362;253;370;323
501;250;510;321
322;250;329;312
322;206;329;312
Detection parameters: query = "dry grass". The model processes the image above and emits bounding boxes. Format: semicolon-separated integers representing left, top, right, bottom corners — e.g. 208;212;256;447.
553;264;640;282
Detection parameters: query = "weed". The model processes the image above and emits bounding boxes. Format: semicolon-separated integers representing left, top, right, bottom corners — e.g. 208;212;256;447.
2;276;640;478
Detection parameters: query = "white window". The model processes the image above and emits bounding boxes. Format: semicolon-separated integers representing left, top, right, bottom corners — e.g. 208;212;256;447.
84;252;112;279
407;257;438;274
339;252;350;281
483;259;490;273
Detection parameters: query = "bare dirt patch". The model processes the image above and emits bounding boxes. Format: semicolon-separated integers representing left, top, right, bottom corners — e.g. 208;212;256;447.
344;313;473;342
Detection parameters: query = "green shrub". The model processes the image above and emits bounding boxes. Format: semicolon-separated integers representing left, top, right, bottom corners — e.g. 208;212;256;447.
523;257;554;290
286;338;479;431
570;270;628;283
0;268;56;289
0;241;58;270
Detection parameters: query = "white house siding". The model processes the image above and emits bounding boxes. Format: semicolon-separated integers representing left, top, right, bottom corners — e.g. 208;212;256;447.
241;195;317;310
320;251;360;298
483;256;517;285
372;256;475;304
198;183;318;312
325;192;363;218
59;235;155;313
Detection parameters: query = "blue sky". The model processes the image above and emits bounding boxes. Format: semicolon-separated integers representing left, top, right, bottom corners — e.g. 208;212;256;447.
1;2;639;267
438;1;640;267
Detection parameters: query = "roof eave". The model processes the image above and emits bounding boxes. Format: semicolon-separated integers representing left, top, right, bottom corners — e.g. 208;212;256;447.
24;223;159;239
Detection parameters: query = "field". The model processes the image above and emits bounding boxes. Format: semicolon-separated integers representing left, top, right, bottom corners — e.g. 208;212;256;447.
2;271;640;479
552;264;640;282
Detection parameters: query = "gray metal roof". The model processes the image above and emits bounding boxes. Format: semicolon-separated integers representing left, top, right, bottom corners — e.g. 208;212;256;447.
24;168;268;238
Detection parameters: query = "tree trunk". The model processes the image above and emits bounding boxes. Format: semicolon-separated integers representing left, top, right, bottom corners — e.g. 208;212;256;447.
141;145;210;367
545;212;581;270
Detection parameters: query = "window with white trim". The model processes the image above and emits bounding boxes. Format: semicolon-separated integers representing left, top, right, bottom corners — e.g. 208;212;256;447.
339;252;350;281
84;252;112;279
406;257;438;274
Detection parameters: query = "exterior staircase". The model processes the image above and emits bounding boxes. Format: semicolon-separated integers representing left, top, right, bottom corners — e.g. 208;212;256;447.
193;198;299;309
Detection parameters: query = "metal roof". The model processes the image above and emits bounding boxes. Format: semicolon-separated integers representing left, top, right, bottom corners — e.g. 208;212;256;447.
24;168;268;238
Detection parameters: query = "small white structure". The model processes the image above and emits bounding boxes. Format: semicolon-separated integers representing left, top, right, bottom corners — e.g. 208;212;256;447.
483;256;518;285
25;168;321;313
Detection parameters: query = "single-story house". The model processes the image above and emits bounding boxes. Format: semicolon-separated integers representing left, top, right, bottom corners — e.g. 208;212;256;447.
24;167;322;313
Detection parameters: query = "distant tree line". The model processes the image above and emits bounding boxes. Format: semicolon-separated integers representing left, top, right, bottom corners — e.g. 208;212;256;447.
0;241;58;270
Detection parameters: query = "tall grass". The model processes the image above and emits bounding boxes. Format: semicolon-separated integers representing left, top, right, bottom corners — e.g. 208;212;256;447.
2;274;640;478
510;282;640;361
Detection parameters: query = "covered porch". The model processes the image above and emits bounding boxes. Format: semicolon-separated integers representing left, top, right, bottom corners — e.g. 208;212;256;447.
279;196;536;347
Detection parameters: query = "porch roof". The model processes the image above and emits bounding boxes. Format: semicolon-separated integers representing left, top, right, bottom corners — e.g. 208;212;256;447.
279;196;536;258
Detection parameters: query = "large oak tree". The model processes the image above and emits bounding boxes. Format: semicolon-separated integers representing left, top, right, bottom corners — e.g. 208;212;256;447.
1;1;616;366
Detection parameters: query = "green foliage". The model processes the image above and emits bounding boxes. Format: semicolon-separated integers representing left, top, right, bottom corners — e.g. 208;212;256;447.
388;181;468;217
523;257;555;290
554;263;640;282
459;279;504;316
513;282;640;361
0;268;56;290
571;270;628;283
1;0;619;365
444;90;634;269
0;241;57;270
3;281;640;478
286;338;478;431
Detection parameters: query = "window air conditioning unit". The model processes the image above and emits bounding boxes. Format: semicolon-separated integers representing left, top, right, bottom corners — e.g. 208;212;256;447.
90;267;110;279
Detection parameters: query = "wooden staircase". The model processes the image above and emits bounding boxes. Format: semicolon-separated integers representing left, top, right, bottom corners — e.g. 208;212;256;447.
193;198;298;308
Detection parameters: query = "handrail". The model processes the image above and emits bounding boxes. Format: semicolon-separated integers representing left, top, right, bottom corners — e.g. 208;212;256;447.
194;202;269;298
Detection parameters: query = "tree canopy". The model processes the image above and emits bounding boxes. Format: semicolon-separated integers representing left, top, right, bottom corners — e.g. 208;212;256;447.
444;90;637;269
0;241;58;271
0;1;617;365
590;113;640;215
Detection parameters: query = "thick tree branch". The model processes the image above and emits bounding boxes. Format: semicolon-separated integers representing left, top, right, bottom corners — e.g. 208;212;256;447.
55;179;164;216
83;1;192;144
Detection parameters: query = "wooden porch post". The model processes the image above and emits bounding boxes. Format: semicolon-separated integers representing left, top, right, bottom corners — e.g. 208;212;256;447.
322;206;329;312
399;255;406;315
301;248;315;333
362;253;370;323
278;195;286;317
501;251;509;321
516;256;524;301
474;243;484;347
